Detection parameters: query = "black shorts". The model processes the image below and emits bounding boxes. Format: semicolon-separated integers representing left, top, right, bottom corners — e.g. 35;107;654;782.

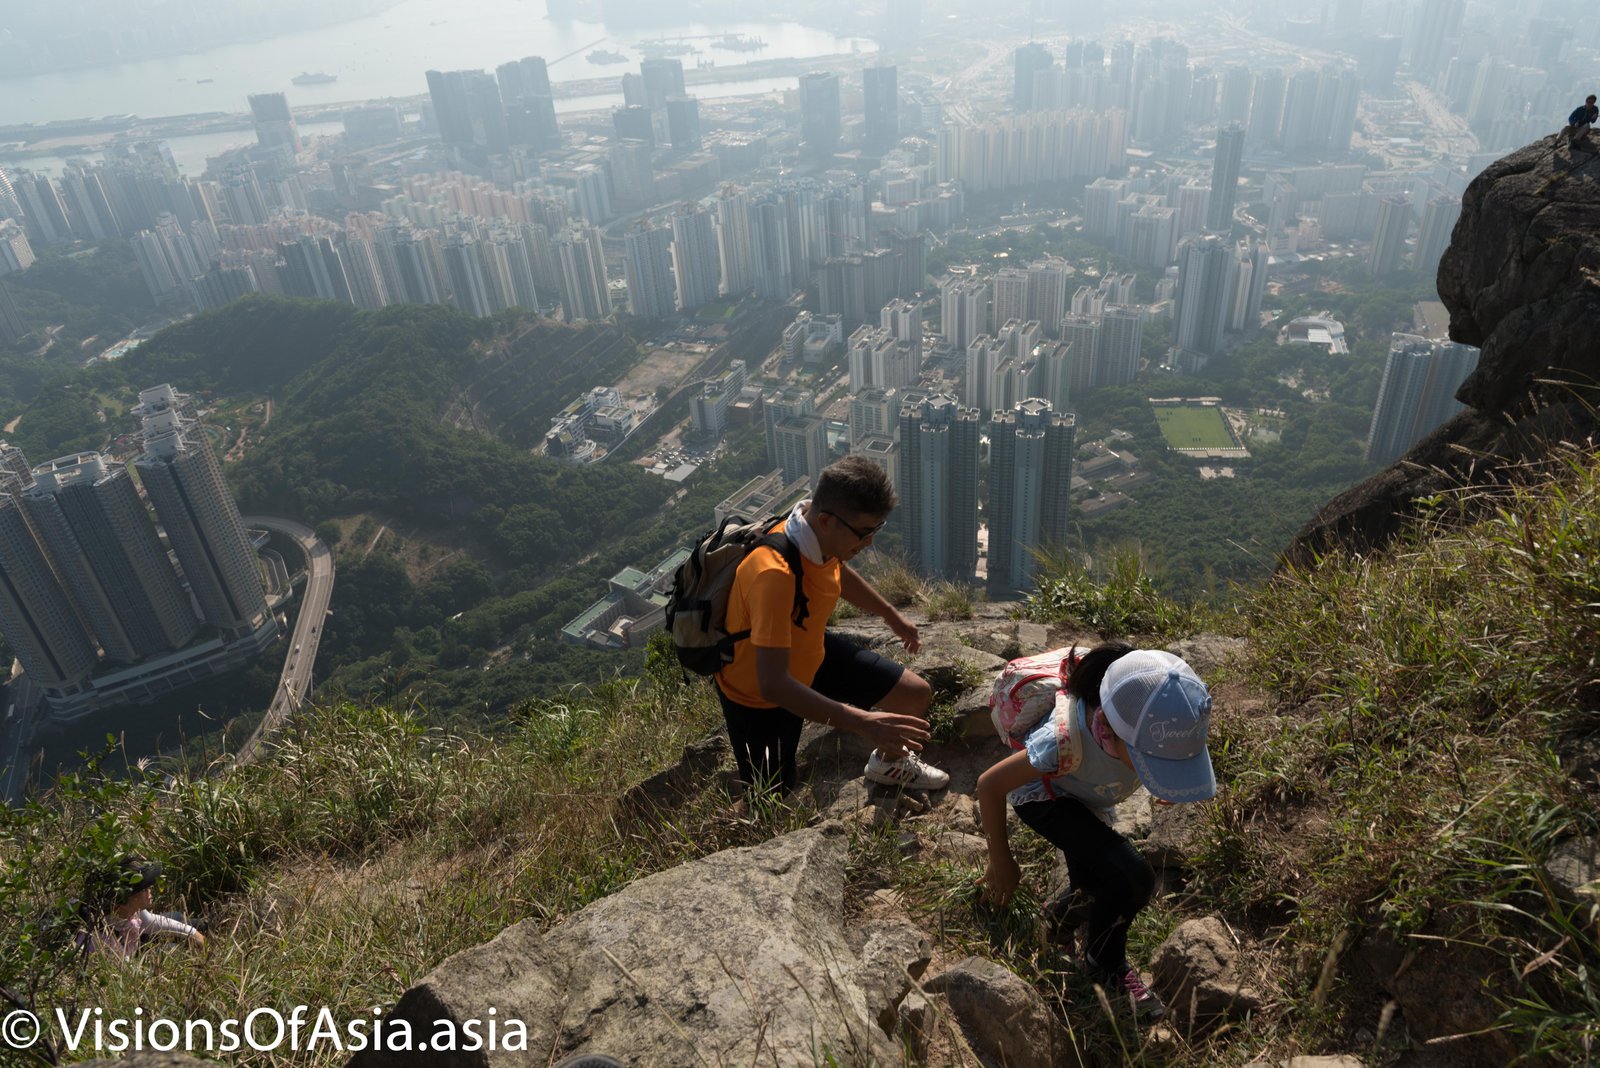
716;632;905;791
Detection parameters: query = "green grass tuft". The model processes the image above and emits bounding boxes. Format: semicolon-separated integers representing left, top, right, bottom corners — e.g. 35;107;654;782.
1195;441;1600;1062
1024;543;1204;641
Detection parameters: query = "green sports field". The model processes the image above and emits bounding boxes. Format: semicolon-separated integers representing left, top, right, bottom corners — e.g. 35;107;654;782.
1152;404;1236;449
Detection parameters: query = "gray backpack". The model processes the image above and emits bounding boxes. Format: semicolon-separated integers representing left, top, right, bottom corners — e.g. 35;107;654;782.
664;514;809;676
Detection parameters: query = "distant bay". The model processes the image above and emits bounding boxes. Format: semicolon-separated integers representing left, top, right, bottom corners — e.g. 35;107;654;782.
0;0;871;128
9;70;805;178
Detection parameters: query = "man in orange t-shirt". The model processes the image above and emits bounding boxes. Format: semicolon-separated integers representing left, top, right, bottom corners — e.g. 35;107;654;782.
714;456;949;795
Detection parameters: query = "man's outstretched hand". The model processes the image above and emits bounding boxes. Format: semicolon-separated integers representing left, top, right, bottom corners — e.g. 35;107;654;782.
859;708;930;757
887;610;920;654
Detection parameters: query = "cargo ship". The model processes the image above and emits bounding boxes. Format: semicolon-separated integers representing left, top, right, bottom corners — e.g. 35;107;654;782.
637;38;698;57
711;34;765;51
292;72;338;85
587;49;628;64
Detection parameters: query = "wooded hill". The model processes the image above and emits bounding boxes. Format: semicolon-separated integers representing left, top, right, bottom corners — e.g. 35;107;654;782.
5;295;785;726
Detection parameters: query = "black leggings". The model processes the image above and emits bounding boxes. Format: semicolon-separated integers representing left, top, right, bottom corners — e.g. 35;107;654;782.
716;632;904;794
1015;796;1155;973
720;699;806;795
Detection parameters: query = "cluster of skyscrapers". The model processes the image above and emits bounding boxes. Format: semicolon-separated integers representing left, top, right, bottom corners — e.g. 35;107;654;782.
1365;334;1479;464
730;263;1121;589
1171;235;1271;372
0;386;274;715
743;379;1075;591
427;57;562;162
1012;38;1358;159
893;392;1076;591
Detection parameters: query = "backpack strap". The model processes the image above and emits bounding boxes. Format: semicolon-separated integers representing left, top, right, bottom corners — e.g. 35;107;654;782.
756;530;810;630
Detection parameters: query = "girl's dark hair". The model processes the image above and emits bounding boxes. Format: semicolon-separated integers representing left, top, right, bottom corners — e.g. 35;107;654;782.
81;857;157;918
1065;641;1134;707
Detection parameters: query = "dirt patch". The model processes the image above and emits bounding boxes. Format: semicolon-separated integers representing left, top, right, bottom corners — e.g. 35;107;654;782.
331;512;492;583
614;344;716;397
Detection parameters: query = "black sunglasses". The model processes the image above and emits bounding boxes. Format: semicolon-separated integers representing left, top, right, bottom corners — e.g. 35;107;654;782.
822;510;885;541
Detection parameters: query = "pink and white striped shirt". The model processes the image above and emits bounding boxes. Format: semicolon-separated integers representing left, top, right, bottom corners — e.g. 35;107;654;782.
96;910;198;960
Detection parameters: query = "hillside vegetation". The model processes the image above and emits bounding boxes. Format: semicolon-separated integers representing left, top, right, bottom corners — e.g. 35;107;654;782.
3;442;1596;1065
2;295;794;726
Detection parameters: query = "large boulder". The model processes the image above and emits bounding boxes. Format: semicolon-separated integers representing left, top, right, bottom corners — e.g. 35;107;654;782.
1545;835;1600;905
349;823;903;1067
921;956;1084;1068
1150;916;1266;1028
1287;139;1600;565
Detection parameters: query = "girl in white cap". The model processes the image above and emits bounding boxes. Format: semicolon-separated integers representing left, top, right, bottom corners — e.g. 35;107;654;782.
976;641;1216;1021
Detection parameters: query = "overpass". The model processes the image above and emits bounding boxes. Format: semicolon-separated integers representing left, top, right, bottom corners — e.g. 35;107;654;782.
232;516;336;766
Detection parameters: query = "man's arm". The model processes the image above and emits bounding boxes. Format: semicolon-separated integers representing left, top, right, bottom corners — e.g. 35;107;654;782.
839;564;919;653
754;645;929;754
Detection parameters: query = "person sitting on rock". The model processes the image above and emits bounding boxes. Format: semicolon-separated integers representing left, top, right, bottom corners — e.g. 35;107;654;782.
1559;95;1598;148
976;643;1217;1022
713;455;948;796
84;858;206;961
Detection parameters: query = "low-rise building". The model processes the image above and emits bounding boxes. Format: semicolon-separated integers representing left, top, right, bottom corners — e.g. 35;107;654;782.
713;469;811;526
561;547;691;650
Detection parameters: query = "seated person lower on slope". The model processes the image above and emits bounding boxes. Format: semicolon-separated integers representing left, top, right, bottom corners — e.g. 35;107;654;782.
83;858;206;961
713;456;948;796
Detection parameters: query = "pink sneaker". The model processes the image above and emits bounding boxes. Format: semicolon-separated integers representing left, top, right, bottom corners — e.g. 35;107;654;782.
1087;956;1167;1022
1116;966;1167;1021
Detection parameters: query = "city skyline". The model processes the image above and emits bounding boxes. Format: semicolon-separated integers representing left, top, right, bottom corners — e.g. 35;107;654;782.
0;2;1522;619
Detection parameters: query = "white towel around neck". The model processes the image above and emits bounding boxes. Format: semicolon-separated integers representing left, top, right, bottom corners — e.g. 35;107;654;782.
783;499;826;565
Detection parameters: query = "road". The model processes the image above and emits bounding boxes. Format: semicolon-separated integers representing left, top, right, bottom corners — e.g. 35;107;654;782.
232;515;335;766
0;673;41;804
1405;81;1479;161
938;34;1015;126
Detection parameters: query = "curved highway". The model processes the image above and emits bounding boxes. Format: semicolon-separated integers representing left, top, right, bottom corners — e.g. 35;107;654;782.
234;515;335;766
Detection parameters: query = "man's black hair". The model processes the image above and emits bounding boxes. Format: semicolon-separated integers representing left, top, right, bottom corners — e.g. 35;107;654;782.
812;456;897;517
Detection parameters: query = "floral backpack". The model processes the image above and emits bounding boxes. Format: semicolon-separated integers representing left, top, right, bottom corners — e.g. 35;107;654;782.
988;646;1088;750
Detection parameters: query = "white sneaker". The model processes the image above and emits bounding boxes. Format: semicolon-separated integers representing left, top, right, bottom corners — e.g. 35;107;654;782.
864;751;950;790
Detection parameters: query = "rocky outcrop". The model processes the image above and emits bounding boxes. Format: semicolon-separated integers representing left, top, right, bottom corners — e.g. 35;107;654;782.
350;823;914;1068
1150;916;1266;1029
343;619;1289;1068
922;957;1084;1068
1288;138;1600;565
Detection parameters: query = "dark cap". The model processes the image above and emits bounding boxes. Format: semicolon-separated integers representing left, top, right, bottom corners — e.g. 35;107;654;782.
118;858;163;897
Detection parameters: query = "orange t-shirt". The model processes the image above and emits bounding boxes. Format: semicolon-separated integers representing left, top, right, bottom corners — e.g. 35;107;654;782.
714;525;841;708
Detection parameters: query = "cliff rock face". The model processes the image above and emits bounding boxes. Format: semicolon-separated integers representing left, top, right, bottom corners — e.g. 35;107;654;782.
348;823;910;1068
1288;138;1600;564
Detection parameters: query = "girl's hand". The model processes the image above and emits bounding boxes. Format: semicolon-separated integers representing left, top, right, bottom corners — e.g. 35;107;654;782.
980;855;1022;907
